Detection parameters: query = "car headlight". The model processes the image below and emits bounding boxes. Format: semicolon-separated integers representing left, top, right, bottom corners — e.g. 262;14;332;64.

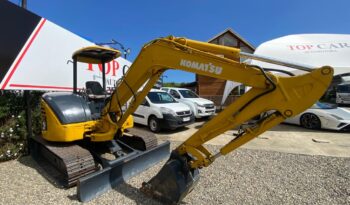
194;102;204;108
330;114;343;120
160;107;176;115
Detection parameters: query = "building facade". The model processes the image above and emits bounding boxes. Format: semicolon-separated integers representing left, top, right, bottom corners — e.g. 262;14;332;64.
196;28;255;106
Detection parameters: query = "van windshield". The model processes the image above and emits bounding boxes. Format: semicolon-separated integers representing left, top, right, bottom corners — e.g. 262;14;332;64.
337;84;350;93
179;90;199;98
147;92;177;104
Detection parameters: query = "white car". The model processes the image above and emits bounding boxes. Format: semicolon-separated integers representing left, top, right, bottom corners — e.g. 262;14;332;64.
133;89;194;132
284;102;350;131
161;87;216;118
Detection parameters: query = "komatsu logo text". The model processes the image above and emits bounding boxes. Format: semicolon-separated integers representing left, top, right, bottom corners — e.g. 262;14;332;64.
180;59;223;75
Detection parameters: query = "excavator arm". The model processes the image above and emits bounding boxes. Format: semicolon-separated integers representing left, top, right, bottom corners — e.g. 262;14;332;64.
93;36;333;204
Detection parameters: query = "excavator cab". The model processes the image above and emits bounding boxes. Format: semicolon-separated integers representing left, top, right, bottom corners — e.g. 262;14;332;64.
72;46;117;120
71;46;118;94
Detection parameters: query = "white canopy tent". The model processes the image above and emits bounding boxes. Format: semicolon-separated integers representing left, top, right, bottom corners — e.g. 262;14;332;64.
221;81;241;105
221;34;350;105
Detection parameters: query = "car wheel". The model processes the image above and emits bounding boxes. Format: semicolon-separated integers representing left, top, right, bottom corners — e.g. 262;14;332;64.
148;116;161;133
300;113;321;129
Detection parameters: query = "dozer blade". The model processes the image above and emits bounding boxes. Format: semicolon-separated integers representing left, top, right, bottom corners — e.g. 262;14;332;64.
77;141;170;202
141;152;200;204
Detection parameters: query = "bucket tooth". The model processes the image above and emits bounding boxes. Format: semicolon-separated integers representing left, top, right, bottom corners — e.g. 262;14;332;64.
141;153;200;204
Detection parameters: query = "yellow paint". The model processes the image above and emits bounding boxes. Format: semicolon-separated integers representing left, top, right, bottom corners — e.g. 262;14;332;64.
41;100;95;142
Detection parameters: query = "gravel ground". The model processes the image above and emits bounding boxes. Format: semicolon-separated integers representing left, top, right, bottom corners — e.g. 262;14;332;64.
0;142;349;205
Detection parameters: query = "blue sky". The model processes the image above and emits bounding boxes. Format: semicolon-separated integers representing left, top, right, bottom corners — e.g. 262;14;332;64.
11;0;350;82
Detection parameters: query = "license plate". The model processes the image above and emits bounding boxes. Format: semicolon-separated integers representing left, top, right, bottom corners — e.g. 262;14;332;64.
183;117;190;122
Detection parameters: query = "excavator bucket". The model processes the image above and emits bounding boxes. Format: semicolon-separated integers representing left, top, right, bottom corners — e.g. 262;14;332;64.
141;153;200;204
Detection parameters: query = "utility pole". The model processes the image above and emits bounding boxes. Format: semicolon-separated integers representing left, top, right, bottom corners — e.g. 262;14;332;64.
22;0;27;9
160;75;168;87
21;0;32;155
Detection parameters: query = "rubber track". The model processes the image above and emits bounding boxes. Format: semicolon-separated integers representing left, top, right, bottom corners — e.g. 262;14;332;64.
126;127;158;150
31;135;98;187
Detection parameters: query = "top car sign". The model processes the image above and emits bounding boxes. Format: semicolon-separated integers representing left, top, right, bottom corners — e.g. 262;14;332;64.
0;1;131;91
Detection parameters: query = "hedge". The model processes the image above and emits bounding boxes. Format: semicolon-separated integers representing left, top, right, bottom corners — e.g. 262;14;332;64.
0;91;43;162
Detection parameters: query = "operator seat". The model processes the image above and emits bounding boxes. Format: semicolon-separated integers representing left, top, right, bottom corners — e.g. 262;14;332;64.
85;81;107;99
85;81;109;119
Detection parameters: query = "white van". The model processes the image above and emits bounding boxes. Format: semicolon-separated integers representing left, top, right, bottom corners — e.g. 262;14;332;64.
133;89;194;132
161;87;216;118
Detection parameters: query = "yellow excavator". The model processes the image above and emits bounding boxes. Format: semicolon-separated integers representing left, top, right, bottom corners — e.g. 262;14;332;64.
32;36;333;204
31;46;170;200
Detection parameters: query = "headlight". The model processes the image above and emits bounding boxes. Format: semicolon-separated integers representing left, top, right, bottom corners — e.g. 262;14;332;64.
330;114;343;120
160;107;176;115
194;102;204;108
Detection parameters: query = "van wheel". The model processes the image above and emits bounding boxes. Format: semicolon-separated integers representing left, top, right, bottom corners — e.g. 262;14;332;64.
148;116;161;133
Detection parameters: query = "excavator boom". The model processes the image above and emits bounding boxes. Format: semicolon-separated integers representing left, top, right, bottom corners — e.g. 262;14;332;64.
93;36;333;204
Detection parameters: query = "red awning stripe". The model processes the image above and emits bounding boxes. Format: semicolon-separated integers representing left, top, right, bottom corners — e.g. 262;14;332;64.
9;83;75;90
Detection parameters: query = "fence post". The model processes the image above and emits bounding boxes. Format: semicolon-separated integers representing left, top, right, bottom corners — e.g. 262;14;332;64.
24;90;32;155
21;0;32;155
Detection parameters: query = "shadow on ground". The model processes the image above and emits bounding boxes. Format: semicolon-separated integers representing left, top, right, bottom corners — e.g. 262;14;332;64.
191;117;347;134
113;182;162;205
227;123;349;134
274;123;350;133
18;155;66;189
18;155;167;204
134;124;190;134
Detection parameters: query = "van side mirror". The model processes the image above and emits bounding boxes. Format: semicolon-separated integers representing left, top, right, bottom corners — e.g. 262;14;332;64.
170;90;180;99
141;100;150;107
